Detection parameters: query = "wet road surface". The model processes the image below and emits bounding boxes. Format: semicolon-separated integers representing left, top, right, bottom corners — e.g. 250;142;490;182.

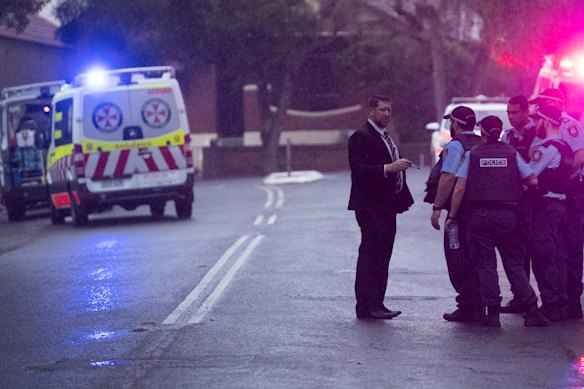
1;169;584;388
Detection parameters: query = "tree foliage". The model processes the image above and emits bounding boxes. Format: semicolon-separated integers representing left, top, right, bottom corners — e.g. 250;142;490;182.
0;0;50;32
56;0;318;172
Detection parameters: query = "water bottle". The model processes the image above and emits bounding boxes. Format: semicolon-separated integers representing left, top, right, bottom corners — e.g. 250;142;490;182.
448;221;460;250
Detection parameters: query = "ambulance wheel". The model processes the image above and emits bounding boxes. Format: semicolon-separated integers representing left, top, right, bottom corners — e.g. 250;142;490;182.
50;202;65;225
150;201;166;218
175;198;192;219
71;201;89;226
6;202;25;222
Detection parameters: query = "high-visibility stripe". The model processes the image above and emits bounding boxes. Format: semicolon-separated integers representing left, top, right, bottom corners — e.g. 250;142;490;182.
170;146;187;169
160;147;178;170
80;129;185;152
114;149;130;177
52;192;71;208
93;152;109;179
47;144;74;170
143;152;159;172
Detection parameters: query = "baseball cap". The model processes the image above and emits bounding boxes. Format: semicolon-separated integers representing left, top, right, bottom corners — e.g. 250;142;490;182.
443;106;476;126
477;115;503;137
529;88;565;104
528;105;562;125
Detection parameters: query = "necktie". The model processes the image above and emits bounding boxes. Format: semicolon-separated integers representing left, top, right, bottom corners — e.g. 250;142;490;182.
382;130;403;193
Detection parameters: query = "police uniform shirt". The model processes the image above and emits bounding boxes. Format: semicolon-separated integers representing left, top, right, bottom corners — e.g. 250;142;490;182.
559;112;584;153
440;131;476;174
501;121;535;147
455;149;533;180
529;134;567;199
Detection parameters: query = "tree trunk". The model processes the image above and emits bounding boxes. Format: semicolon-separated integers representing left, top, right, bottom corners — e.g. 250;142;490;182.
258;71;291;174
469;44;490;95
423;5;447;120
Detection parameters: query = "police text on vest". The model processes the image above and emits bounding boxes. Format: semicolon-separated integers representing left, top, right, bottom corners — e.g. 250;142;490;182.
479;158;508;167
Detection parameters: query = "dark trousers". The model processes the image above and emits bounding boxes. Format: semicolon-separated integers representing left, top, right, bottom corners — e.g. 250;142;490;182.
354;211;397;313
468;205;538;307
527;198;567;307
507;194;533;298
566;195;584;306
442;213;480;308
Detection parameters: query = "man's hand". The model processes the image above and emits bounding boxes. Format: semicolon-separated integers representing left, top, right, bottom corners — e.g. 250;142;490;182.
444;218;454;232
431;209;441;230
385;158;413;173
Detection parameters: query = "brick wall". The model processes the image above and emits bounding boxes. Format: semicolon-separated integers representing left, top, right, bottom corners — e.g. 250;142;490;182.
201;142;430;179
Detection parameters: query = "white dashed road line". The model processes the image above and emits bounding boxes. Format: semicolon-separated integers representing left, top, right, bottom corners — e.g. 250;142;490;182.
253;215;264;226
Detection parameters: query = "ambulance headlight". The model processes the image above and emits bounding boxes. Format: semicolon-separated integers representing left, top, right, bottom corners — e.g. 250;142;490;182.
85;67;108;89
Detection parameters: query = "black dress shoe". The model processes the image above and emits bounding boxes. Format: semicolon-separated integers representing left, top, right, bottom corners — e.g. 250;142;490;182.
500;298;526;314
357;308;400;320
380;305;402;317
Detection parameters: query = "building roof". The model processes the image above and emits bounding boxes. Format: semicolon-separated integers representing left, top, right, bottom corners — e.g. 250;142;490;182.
0;14;65;48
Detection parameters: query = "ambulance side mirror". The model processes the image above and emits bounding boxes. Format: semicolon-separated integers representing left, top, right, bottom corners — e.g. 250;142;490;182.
34;130;49;149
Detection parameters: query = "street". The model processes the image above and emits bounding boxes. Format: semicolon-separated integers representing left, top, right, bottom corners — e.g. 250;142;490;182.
1;168;584;388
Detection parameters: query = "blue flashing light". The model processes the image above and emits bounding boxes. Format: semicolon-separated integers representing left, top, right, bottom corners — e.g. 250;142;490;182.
85;67;109;89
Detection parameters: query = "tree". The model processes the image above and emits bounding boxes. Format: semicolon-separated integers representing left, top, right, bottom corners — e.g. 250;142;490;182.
56;0;318;173
0;0;50;31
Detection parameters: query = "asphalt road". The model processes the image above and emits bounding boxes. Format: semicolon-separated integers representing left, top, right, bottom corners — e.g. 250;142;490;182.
1;168;584;388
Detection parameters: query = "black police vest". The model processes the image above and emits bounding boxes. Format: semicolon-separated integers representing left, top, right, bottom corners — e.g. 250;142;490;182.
506;125;536;162
423;133;482;204
536;139;573;196
465;142;523;204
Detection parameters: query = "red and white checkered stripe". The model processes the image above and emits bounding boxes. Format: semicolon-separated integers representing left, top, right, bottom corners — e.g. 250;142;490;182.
84;145;187;179
48;154;73;183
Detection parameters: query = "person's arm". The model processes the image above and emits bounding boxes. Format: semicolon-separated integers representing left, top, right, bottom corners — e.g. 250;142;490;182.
349;130;412;181
444;178;466;231
430;172;455;230
523;173;537;186
573;149;584;172
516;151;538;186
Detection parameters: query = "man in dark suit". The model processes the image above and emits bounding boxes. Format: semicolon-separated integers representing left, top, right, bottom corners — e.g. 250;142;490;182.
348;95;415;320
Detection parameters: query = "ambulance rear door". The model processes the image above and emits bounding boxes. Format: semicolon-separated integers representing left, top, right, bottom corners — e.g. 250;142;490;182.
81;83;187;192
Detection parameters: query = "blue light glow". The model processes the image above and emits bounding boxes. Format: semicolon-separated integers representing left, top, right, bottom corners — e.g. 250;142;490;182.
85;67;109;89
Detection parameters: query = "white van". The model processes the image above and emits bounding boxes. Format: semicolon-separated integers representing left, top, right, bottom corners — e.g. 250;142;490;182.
426;96;511;166
44;66;194;225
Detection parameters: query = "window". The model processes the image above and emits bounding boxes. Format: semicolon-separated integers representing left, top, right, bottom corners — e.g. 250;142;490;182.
54;98;73;147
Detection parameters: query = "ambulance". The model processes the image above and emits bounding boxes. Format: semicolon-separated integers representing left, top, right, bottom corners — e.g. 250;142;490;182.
0;81;64;221
44;66;194;225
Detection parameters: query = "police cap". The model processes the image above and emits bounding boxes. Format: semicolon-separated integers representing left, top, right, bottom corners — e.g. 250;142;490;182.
528;105;562;126
443;106;476;127
529;88;565;105
477;115;503;138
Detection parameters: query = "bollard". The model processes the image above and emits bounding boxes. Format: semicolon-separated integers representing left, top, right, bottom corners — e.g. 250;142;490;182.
419;153;425;168
286;139;292;176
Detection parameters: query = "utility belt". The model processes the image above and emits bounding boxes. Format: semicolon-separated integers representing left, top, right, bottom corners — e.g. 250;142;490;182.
467;201;517;209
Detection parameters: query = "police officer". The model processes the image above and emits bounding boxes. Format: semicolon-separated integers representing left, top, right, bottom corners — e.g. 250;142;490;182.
499;95;537;313
429;106;482;322
445;116;548;327
526;105;573;321
530;89;584;319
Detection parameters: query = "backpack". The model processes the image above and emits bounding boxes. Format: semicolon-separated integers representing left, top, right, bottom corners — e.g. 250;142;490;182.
423;134;481;204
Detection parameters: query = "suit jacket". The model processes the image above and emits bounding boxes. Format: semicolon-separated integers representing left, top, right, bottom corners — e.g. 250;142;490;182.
347;121;414;214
